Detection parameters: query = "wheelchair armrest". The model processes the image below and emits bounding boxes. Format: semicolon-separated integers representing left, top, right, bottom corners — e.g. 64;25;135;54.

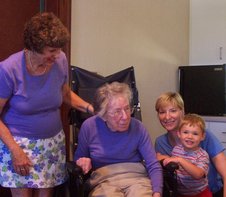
66;161;92;184
66;161;88;196
66;161;83;175
66;160;87;188
161;160;179;196
165;162;179;172
66;161;92;196
160;160;179;172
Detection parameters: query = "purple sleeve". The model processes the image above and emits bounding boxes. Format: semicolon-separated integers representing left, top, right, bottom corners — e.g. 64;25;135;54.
138;124;163;194
56;51;68;84
74;119;91;160
0;63;13;98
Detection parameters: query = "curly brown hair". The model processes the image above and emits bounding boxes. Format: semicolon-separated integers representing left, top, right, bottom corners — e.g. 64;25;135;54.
24;12;70;53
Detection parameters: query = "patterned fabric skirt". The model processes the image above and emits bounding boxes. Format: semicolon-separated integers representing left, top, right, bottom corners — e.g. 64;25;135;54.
0;130;67;188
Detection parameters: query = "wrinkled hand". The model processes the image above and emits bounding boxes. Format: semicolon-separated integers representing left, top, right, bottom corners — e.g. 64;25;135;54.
153;192;161;197
11;147;33;176
76;157;92;174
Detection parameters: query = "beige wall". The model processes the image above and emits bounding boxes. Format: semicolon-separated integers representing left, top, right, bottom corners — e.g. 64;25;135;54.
71;0;189;142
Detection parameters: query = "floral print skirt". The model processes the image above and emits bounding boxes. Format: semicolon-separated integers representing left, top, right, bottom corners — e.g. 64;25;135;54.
0;130;67;188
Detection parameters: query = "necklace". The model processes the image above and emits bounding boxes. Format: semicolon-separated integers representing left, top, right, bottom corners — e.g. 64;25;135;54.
27;50;47;75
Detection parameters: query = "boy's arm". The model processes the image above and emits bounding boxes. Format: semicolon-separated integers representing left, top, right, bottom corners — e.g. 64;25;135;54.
163;157;206;179
156;152;170;161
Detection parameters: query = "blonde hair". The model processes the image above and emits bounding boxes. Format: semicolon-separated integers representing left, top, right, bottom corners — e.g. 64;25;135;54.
179;113;206;133
155;92;184;112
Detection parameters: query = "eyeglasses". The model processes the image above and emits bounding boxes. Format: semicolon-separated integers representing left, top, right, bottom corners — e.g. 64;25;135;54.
107;106;134;118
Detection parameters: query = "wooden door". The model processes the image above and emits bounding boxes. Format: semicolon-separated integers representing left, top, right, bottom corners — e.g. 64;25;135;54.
44;0;72;161
0;1;40;61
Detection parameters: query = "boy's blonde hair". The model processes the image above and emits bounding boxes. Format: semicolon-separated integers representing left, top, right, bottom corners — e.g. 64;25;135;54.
179;113;205;133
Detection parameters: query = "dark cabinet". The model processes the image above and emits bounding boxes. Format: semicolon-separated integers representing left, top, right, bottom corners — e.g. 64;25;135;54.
179;65;226;116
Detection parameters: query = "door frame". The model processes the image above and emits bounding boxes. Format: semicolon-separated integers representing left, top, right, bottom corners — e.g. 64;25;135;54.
44;0;72;160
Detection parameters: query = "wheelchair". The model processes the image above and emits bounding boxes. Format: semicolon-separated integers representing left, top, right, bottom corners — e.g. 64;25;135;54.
66;66;178;197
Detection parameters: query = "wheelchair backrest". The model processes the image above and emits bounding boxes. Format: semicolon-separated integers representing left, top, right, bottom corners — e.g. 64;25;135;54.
70;66;142;128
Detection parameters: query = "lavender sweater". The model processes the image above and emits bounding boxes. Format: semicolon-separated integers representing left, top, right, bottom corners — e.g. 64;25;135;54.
0;50;68;138
74;115;163;194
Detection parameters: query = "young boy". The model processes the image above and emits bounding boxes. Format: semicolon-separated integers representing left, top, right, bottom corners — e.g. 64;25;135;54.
163;113;212;197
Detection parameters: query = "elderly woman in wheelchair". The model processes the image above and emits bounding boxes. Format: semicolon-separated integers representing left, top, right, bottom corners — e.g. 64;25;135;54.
74;81;163;197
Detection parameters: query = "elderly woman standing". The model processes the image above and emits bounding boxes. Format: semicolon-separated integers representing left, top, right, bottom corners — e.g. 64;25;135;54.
0;12;93;197
74;82;162;197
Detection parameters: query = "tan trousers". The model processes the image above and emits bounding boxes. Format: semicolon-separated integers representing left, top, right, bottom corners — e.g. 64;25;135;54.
87;162;153;197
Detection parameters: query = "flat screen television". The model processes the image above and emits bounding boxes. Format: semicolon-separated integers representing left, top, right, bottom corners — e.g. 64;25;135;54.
178;64;226;116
